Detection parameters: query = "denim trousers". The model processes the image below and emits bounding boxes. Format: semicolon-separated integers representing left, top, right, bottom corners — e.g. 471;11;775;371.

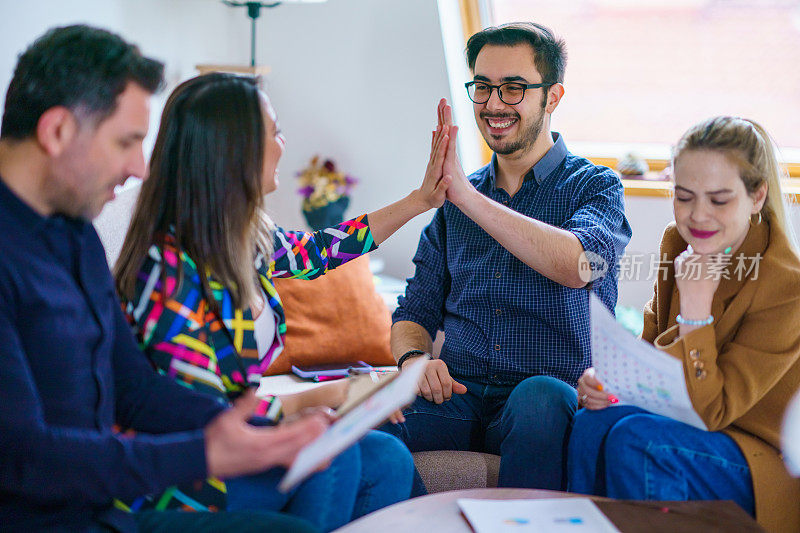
225;430;414;532
567;406;755;516
379;374;578;490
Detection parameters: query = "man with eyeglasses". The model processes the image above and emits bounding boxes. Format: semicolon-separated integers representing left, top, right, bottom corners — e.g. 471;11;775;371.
383;22;631;491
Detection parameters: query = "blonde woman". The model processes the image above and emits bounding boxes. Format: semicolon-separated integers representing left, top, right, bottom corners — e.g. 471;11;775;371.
569;117;800;532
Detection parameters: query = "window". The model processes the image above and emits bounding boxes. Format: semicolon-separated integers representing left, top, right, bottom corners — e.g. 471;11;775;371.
487;0;800;165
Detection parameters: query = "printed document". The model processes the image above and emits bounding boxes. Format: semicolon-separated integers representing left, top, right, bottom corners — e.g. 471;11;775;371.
457;498;620;532
782;390;800;475
590;294;707;430
278;357;427;492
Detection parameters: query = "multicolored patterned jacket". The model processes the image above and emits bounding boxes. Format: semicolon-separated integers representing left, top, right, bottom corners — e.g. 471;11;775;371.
118;214;375;511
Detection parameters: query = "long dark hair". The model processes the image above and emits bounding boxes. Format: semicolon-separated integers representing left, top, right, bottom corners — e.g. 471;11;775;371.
115;73;273;310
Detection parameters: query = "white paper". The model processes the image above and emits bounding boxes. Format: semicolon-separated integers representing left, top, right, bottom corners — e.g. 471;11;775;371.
278;357;427;492
457;498;619;532
590;294;707;430
781;390;800;476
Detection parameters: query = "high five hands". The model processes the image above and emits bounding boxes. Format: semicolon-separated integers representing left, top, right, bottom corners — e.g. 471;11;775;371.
430;98;478;208
416;104;453;210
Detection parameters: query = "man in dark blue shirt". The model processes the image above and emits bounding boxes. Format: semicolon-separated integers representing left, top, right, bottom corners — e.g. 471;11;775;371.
0;25;324;532
384;23;631;491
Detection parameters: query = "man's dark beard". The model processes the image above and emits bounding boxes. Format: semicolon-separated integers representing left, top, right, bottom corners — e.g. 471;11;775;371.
488;110;544;155
482;94;547;156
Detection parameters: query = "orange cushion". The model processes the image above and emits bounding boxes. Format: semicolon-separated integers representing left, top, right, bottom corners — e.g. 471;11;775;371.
266;255;395;375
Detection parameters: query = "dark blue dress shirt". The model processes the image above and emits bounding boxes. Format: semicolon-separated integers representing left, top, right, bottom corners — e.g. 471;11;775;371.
0;177;226;531
394;133;632;387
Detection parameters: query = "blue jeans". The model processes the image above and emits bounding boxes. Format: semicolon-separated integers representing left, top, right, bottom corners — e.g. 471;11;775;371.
379;375;577;490
226;430;413;532
567;406;755;516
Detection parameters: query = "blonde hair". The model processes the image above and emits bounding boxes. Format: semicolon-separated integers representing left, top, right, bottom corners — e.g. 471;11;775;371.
673;116;793;243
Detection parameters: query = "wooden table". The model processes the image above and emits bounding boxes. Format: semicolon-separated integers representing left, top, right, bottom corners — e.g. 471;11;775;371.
333;488;764;533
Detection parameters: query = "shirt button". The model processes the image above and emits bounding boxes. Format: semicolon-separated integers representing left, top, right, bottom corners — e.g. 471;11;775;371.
689;349;699;360
495;272;502;279
502;200;509;205
494;344;501;351
693;360;705;370
695;369;707;380
495;309;502;316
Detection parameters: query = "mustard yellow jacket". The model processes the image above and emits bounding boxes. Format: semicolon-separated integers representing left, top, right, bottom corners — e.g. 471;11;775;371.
644;218;800;532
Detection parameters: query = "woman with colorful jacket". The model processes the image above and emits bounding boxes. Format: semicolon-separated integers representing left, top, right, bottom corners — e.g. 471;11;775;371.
568;117;800;532
114;73;452;531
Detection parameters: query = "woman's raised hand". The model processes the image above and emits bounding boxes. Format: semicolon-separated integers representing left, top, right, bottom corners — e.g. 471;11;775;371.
415;98;453;210
674;245;720;335
674;245;722;307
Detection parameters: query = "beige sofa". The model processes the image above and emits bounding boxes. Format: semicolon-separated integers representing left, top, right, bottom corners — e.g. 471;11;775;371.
413;450;499;493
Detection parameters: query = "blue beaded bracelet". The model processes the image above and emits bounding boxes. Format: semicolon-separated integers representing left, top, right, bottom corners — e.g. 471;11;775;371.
676;314;714;326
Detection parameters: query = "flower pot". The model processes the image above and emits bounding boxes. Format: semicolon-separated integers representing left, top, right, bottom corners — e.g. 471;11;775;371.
302;196;350;231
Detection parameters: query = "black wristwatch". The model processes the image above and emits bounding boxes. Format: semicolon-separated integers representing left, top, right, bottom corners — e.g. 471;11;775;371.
397;349;428;370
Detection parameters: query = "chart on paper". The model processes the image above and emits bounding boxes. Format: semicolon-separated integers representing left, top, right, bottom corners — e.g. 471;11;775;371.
590;294;707;430
458;498;620;533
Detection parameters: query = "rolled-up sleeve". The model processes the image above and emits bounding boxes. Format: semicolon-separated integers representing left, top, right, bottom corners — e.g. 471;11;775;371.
563;170;630;281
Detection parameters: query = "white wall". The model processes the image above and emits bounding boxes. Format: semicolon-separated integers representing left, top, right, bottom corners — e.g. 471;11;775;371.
0;0;452;280
617;195;674;310
254;0;452;279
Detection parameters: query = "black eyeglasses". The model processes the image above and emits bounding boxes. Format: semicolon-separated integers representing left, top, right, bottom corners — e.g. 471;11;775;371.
465;80;549;105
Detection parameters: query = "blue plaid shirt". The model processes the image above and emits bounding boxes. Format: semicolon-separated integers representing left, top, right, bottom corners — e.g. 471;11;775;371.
394;133;631;387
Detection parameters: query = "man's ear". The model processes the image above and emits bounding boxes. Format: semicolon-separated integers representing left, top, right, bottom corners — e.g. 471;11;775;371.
36;106;78;157
545;83;565;114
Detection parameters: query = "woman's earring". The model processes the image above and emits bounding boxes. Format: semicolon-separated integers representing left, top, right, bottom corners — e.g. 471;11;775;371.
751;212;763;226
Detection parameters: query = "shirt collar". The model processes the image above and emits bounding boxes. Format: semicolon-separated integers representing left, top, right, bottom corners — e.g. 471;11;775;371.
488;131;568;186
0;174;88;237
0;174;49;234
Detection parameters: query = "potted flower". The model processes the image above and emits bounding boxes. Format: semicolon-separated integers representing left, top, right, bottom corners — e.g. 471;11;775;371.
296;156;358;230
